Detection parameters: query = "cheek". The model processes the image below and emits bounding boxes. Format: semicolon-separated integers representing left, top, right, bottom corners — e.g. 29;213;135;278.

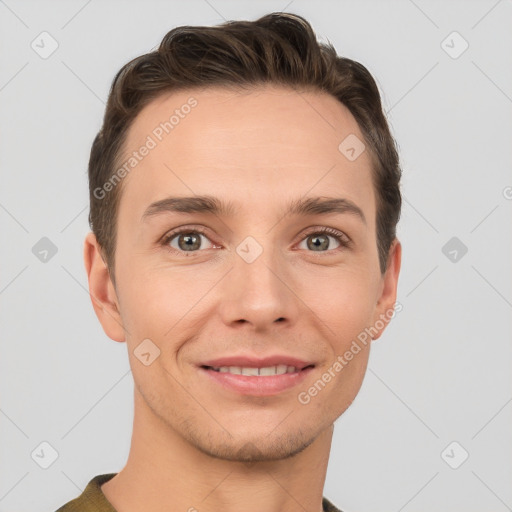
116;242;380;348
299;266;379;342
116;259;215;341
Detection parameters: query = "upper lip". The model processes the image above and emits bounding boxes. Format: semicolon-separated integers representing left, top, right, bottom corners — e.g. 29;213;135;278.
200;355;314;370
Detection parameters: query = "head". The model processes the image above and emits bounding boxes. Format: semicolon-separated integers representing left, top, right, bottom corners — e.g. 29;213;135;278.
85;12;402;462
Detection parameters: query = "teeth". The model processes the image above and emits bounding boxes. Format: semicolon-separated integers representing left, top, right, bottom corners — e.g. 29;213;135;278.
259;366;276;376
276;364;288;375
241;367;259;376
211;365;299;376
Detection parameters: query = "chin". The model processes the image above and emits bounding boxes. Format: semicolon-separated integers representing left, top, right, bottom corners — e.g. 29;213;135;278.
184;421;319;463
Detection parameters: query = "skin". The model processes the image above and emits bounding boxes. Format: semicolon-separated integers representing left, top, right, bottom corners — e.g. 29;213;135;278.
84;85;401;512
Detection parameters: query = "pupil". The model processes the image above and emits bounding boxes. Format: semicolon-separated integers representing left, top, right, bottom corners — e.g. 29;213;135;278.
308;234;328;251
179;233;200;251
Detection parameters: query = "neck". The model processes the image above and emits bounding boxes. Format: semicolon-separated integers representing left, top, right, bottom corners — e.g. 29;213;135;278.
102;389;334;512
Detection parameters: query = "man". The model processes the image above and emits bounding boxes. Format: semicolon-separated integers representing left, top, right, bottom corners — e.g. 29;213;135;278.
57;11;402;512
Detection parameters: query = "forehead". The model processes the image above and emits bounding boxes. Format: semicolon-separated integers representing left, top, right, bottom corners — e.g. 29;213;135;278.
117;85;375;224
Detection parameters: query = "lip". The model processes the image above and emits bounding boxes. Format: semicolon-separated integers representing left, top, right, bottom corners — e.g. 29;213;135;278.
200;355;313;370
198;354;315;397
199;366;314;396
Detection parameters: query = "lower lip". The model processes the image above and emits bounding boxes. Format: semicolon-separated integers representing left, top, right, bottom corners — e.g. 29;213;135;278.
199;366;314;396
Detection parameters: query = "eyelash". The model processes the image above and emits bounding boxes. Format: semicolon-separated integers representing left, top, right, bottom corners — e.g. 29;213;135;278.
160;225;351;256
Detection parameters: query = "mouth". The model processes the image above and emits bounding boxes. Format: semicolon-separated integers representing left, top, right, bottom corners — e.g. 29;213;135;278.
198;358;315;396
201;364;314;376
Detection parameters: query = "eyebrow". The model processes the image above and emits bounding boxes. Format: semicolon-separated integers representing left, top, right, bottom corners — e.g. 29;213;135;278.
141;195;366;225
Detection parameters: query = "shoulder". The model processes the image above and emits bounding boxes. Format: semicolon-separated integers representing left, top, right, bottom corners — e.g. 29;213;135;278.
322;496;344;512
55;473;117;512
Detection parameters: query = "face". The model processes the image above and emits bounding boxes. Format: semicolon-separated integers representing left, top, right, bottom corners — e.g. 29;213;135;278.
87;85;401;462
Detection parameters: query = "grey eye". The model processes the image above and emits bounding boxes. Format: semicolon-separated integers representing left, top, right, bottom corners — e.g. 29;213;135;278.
300;233;341;252
169;232;212;252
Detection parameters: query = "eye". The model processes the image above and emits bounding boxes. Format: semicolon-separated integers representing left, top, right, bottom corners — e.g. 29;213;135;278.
160;226;351;255
161;227;216;254
297;227;351;253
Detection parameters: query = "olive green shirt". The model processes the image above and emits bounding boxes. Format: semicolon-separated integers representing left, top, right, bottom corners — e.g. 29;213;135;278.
56;473;343;512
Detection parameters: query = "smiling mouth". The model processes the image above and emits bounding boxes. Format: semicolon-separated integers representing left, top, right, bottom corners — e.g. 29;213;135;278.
201;364;315;376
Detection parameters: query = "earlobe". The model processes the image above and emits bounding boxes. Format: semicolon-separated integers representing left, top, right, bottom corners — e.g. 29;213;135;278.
83;232;126;343
371;238;402;341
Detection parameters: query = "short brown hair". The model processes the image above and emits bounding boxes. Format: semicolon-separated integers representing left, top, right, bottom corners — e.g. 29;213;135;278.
88;12;401;285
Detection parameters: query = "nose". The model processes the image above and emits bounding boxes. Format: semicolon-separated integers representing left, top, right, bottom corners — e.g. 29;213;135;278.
217;242;300;333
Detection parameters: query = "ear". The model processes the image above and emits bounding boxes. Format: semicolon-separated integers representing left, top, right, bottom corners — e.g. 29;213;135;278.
371;238;402;341
83;231;126;342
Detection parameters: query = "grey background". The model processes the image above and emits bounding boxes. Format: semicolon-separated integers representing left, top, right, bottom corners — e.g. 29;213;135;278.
1;0;511;511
